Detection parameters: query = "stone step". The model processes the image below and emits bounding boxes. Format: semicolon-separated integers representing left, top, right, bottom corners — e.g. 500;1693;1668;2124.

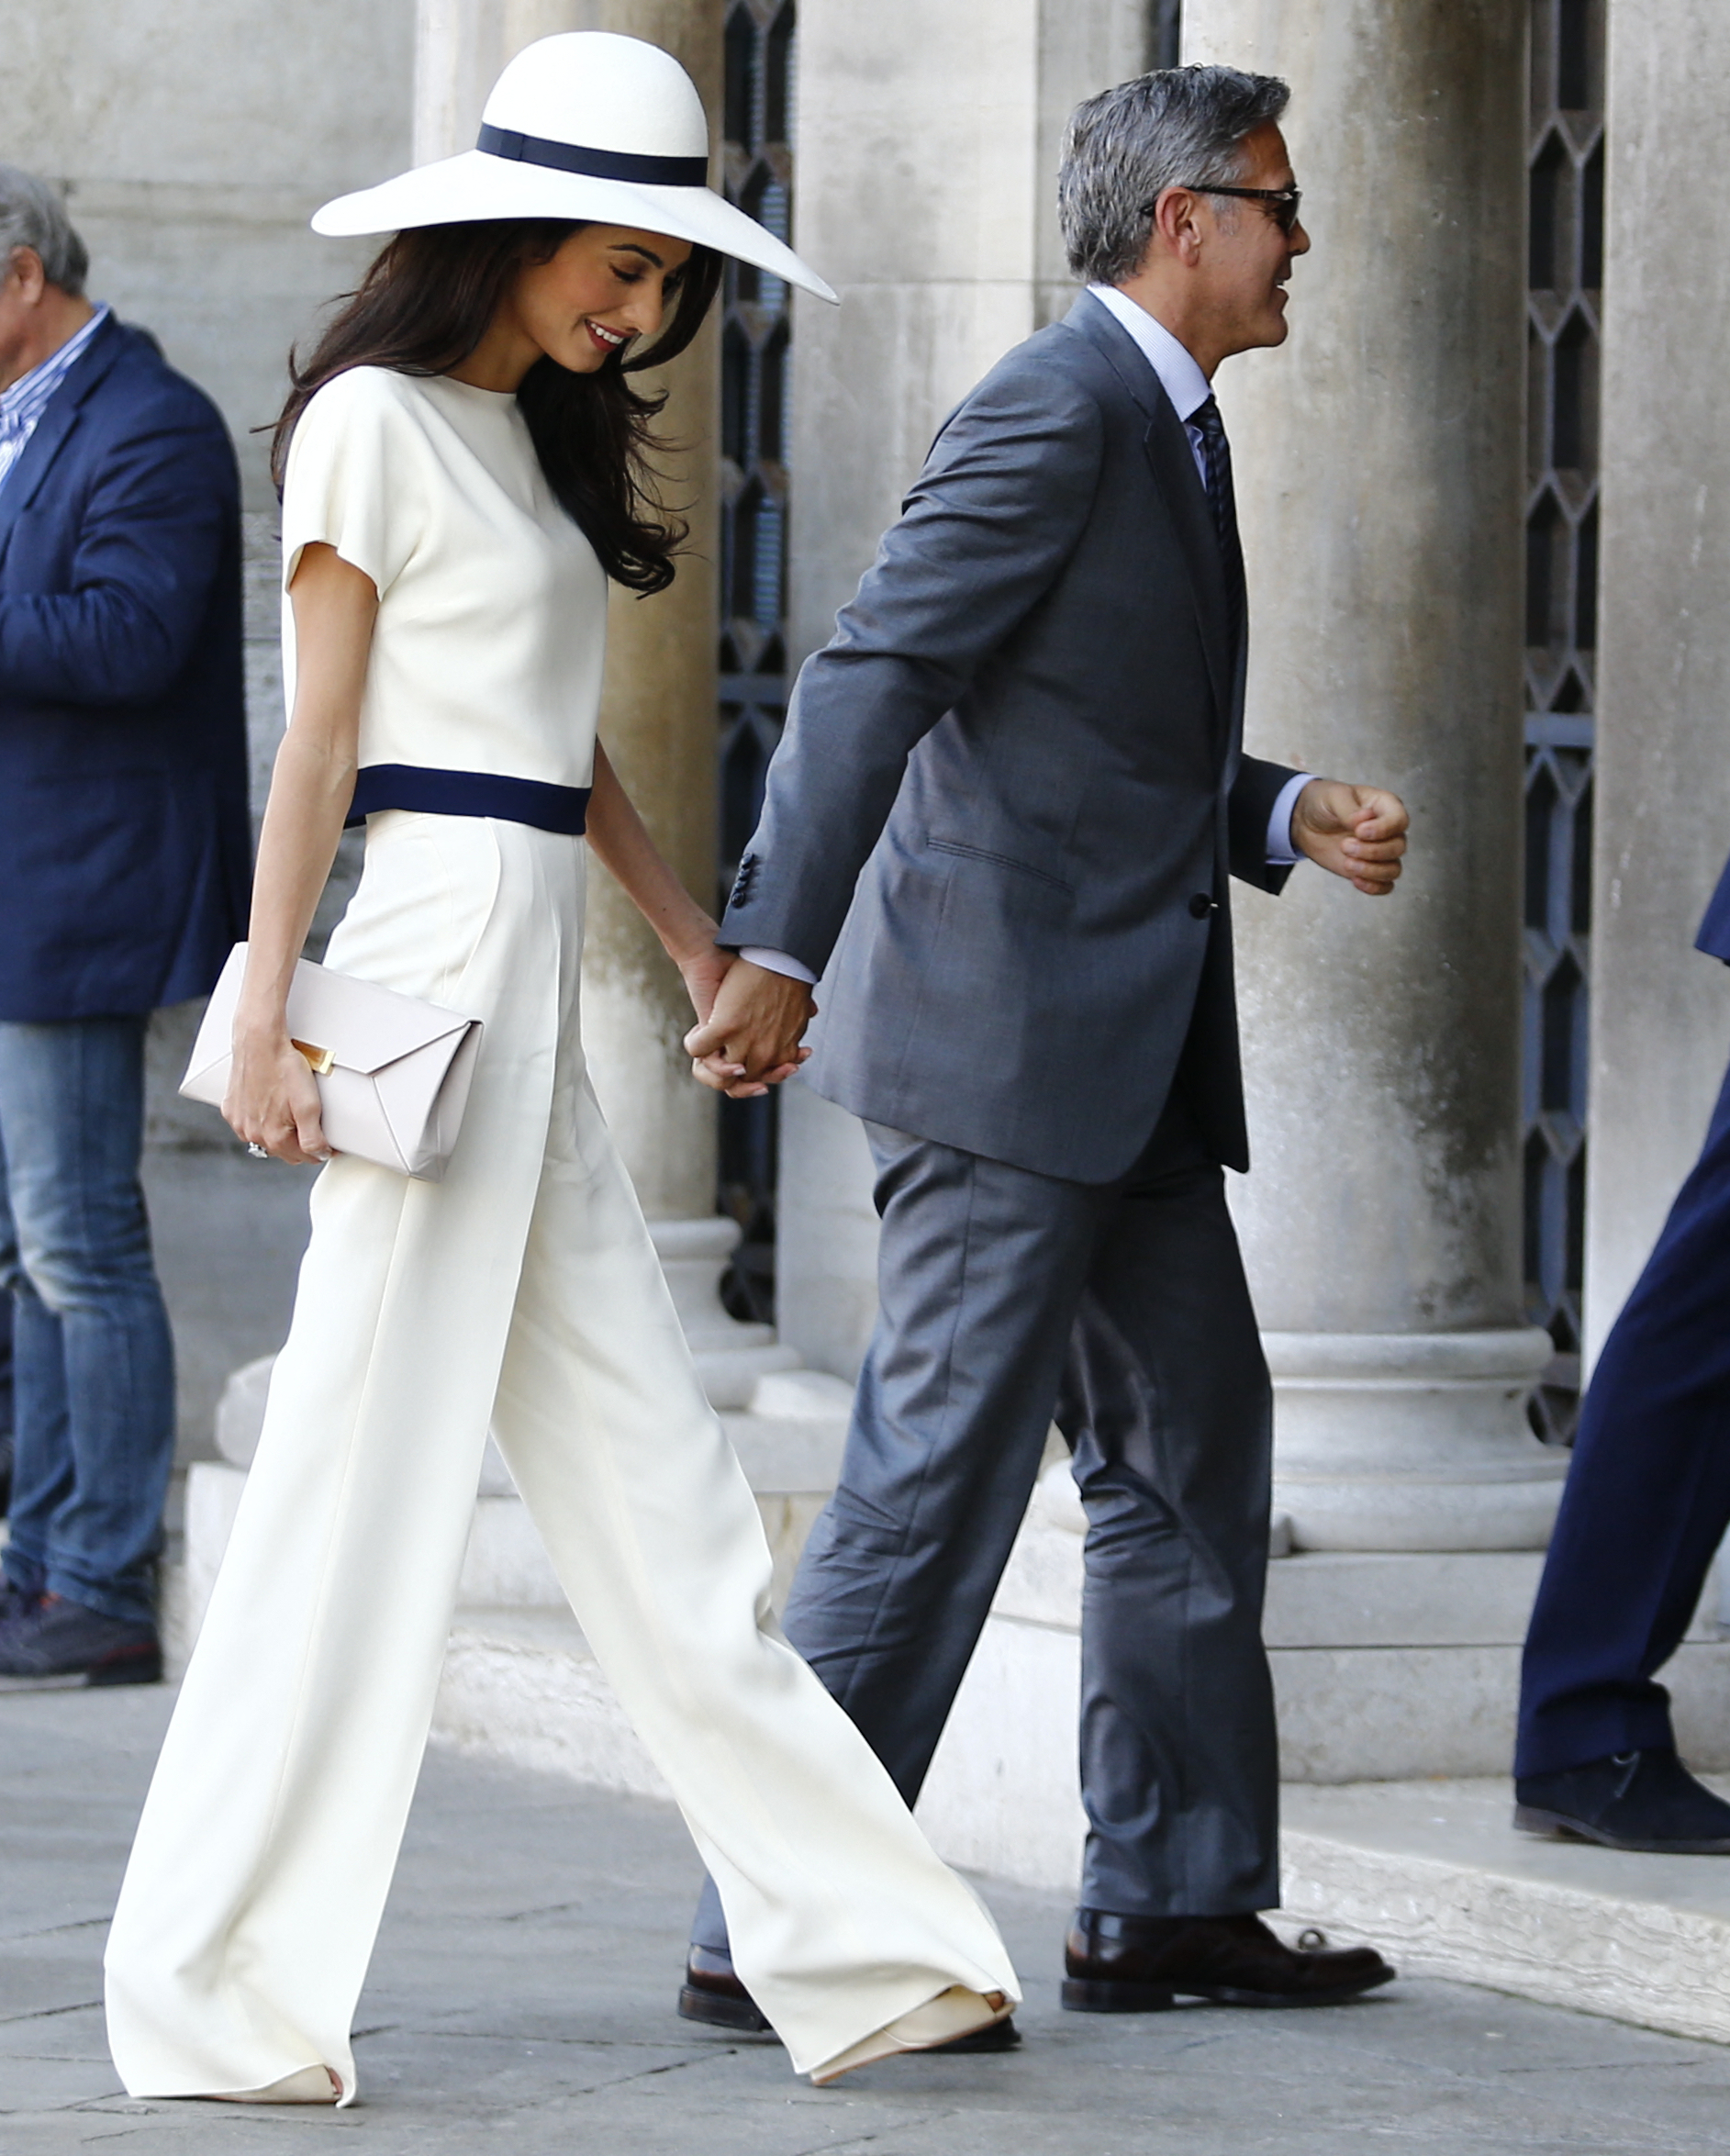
1279;1775;1730;2048
170;1365;857;1664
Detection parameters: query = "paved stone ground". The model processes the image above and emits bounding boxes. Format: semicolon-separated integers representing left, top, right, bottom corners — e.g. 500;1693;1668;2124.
7;1692;1730;2156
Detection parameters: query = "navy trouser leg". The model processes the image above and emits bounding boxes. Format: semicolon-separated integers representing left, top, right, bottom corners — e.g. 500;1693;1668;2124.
0;1017;175;1626
1517;1060;1730;1778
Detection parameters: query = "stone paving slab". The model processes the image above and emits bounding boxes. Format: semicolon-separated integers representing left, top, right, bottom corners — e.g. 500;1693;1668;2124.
7;1688;1730;2153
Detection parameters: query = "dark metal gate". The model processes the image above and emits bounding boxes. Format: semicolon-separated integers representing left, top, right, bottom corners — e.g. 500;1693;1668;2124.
716;0;797;1322
1523;0;1603;1441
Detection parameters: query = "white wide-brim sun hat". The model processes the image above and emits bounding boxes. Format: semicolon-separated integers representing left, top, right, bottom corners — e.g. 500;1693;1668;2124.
312;30;836;305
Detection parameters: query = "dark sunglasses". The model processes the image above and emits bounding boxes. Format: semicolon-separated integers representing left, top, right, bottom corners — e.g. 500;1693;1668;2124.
1141;184;1304;237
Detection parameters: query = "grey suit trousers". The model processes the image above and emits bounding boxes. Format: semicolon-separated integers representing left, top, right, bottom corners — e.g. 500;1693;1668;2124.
694;1085;1278;1949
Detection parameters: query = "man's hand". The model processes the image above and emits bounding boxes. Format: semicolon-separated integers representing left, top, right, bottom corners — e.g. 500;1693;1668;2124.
1290;779;1408;895
684;959;816;1099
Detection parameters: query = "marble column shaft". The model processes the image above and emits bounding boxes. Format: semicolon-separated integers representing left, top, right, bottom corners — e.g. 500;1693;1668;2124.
776;0;1155;1376
414;0;723;1222
1583;0;1730;1362
1183;0;1558;1548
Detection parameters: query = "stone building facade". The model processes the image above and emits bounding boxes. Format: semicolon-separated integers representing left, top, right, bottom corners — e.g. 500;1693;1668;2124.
10;0;1730;1836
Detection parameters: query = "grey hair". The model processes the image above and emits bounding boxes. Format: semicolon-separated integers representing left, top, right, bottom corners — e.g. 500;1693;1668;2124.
1058;65;1290;286
0;166;88;296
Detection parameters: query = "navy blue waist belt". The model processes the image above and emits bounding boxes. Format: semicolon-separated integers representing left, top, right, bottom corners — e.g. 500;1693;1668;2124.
345;764;591;836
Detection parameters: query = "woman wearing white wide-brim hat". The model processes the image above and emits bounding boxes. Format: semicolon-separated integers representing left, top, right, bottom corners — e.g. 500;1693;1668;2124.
103;31;1016;2107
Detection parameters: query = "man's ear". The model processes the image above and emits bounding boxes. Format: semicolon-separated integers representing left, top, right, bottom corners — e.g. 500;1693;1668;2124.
6;247;47;307
1151;186;1204;268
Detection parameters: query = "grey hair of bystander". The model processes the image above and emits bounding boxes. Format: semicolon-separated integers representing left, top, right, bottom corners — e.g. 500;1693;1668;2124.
0;165;89;296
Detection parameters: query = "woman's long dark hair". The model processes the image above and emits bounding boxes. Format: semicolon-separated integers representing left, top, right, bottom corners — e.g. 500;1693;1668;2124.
271;219;722;593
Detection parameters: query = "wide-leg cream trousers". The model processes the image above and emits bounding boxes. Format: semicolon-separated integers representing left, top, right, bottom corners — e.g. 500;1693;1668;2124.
105;813;1016;2102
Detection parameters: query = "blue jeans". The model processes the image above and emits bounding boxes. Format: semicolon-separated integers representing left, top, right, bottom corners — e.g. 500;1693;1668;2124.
0;1016;175;1626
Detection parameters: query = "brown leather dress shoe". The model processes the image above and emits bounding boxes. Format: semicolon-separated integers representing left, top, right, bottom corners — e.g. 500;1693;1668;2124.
678;1944;1022;2050
679;1944;772;2032
1062;1910;1396;2011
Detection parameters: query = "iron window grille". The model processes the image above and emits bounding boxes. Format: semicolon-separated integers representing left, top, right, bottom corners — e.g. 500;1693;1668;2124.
717;0;797;1324
1523;0;1603;1442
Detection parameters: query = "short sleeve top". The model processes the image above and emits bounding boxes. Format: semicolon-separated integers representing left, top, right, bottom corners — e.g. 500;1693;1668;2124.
280;366;608;790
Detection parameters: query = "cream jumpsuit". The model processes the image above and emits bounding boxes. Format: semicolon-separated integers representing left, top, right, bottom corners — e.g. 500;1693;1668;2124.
104;367;1018;2101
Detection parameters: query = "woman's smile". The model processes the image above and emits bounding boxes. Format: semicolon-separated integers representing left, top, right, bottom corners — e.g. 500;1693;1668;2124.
585;318;631;355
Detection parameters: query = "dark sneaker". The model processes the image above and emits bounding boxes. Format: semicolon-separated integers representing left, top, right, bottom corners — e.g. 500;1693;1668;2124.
1515;1748;1730;1853
0;1576;41;1626
0;1595;161;1689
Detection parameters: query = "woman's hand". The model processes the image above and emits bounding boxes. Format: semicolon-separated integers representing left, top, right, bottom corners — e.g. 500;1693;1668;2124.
224;1029;333;1166
685;961;815;1099
675;940;736;1028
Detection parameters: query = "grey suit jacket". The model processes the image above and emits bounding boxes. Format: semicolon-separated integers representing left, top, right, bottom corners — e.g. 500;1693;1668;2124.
718;291;1300;1184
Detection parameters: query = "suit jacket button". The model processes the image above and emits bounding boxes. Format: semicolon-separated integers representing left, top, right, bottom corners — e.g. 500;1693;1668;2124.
1189;891;1213;919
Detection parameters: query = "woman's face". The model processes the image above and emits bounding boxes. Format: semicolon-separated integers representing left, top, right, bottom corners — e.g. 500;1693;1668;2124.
509;223;695;374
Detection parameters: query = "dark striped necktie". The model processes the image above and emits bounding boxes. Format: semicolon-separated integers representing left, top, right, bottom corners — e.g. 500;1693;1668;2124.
1189;394;1245;660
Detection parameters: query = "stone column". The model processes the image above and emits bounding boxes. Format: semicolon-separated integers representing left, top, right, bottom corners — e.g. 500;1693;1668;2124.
1583;0;1730;1365
416;0;789;1385
1183;0;1559;1549
776;0;1155;1376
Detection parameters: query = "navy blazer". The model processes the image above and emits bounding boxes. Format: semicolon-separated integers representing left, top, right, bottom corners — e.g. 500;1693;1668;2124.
1698;855;1730;965
719;294;1297;1182
0;316;250;1021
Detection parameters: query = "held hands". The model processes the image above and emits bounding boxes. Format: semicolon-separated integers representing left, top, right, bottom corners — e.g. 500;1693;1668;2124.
683;956;815;1099
1290;779;1409;895
224;1030;333;1166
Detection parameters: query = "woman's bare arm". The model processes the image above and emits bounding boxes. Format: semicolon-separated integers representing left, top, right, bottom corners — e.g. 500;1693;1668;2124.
584;741;798;1095
584;739;721;981
225;543;378;1164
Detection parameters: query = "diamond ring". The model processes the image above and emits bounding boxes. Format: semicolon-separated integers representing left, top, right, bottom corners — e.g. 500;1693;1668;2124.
246;1143;270;1160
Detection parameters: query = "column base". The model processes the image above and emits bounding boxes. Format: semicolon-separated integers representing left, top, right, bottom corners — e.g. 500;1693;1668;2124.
646;1217;800;1409
1267;1327;1565;1553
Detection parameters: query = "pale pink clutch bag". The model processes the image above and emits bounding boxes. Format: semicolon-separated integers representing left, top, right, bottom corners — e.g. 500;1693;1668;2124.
180;944;483;1181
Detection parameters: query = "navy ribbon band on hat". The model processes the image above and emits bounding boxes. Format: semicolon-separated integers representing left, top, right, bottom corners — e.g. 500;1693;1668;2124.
476;122;708;190
346;764;591;836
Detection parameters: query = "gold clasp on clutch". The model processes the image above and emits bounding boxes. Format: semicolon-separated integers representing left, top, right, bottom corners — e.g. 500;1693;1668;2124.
292;1039;336;1078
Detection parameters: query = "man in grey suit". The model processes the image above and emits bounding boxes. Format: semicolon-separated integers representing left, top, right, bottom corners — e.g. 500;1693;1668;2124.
683;66;1407;2028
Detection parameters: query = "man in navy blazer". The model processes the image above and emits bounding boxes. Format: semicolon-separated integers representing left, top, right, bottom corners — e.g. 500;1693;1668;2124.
0;168;248;1687
1516;866;1730;1851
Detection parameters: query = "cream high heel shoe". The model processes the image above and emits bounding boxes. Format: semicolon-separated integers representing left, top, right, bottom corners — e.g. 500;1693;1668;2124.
207;2065;343;2104
809;1987;1011;2085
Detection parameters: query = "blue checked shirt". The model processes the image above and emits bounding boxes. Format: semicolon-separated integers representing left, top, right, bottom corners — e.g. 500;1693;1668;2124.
0;304;109;497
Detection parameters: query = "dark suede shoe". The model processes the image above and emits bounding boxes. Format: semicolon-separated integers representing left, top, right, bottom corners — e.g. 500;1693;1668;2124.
1062;1910;1396;2011
1515;1747;1730;1852
0;1576;40;1626
0;1595;161;1689
678;1944;1021;2050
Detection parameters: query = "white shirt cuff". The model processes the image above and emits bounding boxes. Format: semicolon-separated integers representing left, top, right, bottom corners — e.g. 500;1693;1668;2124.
1267;773;1314;866
738;945;818;986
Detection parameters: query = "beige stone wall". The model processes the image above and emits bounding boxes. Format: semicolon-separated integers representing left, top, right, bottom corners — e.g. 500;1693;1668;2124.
2;0;413;508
